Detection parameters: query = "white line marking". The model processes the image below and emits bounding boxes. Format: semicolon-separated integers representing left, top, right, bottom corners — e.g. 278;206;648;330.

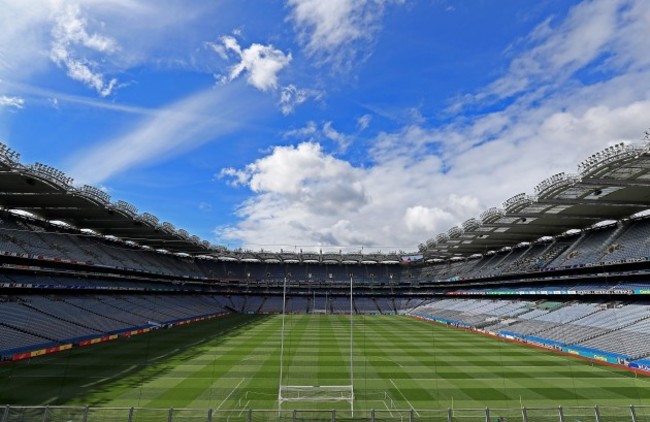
390;378;420;417
81;364;137;388
149;348;179;362
216;377;246;410
368;356;403;367
238;400;251;417
383;400;394;417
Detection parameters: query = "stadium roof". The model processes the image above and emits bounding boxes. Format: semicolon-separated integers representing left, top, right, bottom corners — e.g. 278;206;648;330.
0;142;404;264
422;139;650;259
0;143;211;255
3;139;650;263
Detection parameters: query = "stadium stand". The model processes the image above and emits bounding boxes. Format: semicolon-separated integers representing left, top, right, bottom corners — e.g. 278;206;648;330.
3;138;650;385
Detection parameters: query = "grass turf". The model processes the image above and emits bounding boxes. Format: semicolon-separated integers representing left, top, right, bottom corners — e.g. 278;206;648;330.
1;313;650;417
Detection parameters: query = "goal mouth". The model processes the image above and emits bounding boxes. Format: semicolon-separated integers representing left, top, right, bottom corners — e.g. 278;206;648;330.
278;385;354;403
277;277;356;415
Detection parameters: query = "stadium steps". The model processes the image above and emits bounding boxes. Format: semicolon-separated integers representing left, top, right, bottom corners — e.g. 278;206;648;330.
482;303;538;329
124;296;189;320
594;224;631;261
592;222;637;263
574;314;650;347
250;297;264;313
522;302;593;337
123;296;189;322
97;297;162;322
549;233;587;267
370;298;384;314
532;306;605;336
565;304;646;343
62;297;139;328
21;301;103;333
0;321;58;343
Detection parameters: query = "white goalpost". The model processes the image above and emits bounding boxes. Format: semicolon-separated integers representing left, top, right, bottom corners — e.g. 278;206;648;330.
277;276;355;416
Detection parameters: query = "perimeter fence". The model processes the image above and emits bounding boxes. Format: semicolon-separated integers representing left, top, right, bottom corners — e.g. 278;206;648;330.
2;404;650;422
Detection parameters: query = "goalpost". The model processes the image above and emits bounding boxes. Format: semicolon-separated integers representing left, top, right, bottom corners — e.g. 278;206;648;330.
277;276;355;416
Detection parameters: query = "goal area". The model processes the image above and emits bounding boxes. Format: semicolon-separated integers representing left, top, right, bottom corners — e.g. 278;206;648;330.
277;277;355;415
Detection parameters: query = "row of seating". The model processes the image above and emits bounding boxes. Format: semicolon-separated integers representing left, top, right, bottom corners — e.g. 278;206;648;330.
4;208;650;286
0;294;227;356
411;299;650;359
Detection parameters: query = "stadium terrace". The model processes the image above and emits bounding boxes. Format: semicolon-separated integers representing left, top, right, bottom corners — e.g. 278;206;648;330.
4;138;650;420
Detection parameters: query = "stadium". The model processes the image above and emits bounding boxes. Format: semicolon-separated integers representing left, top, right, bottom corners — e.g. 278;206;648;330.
3;136;650;422
4;1;650;421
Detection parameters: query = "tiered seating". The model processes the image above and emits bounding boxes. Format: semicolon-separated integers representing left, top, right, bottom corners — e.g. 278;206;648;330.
0;325;53;353
416;299;530;327
579;317;650;359
288;296;309;313
523;303;601;342
258;296;283;313
411;299;650;360
330;297;352;314
0;299;102;341
0;294;227;357
354;297;379;313
551;226;621;267
554;304;650;343
602;219;650;262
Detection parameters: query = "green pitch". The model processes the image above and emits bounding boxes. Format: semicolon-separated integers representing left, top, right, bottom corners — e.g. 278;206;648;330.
1;313;650;415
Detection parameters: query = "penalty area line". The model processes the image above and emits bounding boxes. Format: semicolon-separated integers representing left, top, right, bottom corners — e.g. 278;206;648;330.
383;400;394;417
238;401;251;417
390;378;420;417
216;377;246;410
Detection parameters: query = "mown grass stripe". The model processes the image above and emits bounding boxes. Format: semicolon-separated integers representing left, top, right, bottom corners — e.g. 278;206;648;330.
2;313;650;413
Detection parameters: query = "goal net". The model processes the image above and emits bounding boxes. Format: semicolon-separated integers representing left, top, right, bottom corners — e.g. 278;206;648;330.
278;385;354;403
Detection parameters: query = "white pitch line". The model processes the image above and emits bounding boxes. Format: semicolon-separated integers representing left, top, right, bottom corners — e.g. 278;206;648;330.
81;364;137;388
371;356;403;368
390;379;420;417
238;400;251;417
215;377;246;410
383;400;394;417
149;348;179;362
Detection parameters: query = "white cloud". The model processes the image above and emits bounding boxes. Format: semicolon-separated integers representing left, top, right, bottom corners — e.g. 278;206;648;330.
215;35;291;92
0;95;25;110
282;120;354;151
49;3;119;96
454;0;637;110
222;142;364;197
210;35;324;114
220;0;650;252
356;114;371;130
286;0;401;69
0;0;215;92
404;205;454;233
283;121;318;139
219;142;374;249
322;121;351;152
279;84;323;114
221;99;650;251
67;82;263;184
219;140;453;250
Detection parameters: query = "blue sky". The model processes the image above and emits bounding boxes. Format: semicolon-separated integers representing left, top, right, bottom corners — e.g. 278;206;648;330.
1;0;649;253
